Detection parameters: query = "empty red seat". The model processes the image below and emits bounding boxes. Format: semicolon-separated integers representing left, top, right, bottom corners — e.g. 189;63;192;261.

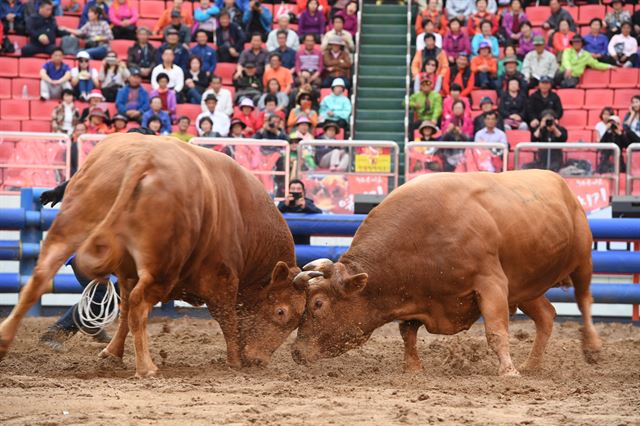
273;3;298;21
614;89;637;109
580;68;610;88
560;110;587;129
584;89;614;109
7;35;27;50
110;39;131;59
587;109;604;126
137;18;158;32
56;15;79;28
139;0;164;18
526;6;549;26
176;104;202;120
567;129;594;143
215;62;236;85
609;68;640;89
0;57;19;78
23;120;52;133
19;57;46;79
557;89;584;109
566;7;579;23
11;78;40;100
470;90;497;110
505;130;531;149
0;79;11;99
577;5;605;25
30;100;59;120
0;121;20;131
1;99;30;120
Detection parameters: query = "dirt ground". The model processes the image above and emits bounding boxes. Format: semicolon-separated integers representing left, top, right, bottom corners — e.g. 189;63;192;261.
0;317;638;426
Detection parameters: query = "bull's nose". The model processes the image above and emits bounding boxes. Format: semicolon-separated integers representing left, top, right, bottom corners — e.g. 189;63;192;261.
291;348;308;365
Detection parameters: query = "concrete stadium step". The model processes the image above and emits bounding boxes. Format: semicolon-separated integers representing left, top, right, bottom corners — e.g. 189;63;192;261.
358;75;406;88
356;97;403;110
362;4;406;15
361;24;407;36
358;64;407;76
355;119;405;132
359;45;406;56
361;33;406;45
355;130;404;142
357;110;406;121
357;87;406;98
364;14;406;25
359;54;404;66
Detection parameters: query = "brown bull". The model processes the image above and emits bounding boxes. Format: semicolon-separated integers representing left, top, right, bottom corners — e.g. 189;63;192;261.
291;170;602;376
0;134;306;377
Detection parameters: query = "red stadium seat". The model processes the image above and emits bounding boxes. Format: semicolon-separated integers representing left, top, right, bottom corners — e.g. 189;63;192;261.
128;0;139;13
167;2;193;14
566;7;579;23
613;89;637;109
0;57;19;78
1;99;30;120
30;100;59;121
580;68;610;88
56;15;80;28
111;40;132;59
587;109;603;127
577;5;605;25
505;130;530;149
11;78;40;100
609;68;640;89
176;104;202;120
215;62;236;85
7;35;27;50
139;0;164;18
137;18;158;32
0;121;20;131
567;129;594;143
560;109;587;129
526;6;548;26
470;90;497;110
584;89;614;110
24;120;52;133
0;79;11;99
19;57;46;79
557;89;584;109
273;3;298;21
225;85;236;100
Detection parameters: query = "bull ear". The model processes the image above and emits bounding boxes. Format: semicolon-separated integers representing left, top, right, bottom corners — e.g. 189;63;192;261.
271;261;291;285
293;271;324;292
342;273;368;295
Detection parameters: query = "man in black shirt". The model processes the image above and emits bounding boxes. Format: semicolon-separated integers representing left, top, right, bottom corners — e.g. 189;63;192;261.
528;109;567;171
127;27;157;80
527;76;563;131
278;179;321;244
23;0;68;57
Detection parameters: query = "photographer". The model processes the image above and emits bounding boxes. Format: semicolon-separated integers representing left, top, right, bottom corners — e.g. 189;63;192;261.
278;179;321;213
598;115;640;173
243;0;272;41
255;113;288;140
99;51;130;102
529;110;567;172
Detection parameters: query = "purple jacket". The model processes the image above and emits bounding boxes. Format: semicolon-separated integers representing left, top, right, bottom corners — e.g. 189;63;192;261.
150;89;177;122
442;32;471;59
298;10;326;36
335;10;357;36
517;30;541;57
501;10;528;38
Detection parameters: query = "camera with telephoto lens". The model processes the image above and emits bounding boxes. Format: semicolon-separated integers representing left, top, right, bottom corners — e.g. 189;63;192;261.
291;192;303;200
545;118;554;127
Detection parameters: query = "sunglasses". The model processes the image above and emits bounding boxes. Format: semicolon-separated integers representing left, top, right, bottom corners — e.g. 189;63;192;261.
79;59;89;62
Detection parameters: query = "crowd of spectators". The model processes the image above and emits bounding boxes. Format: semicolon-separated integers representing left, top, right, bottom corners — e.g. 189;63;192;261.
409;0;640;170
0;0;354;146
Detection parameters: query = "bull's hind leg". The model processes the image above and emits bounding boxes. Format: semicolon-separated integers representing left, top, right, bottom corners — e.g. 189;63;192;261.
100;277;133;360
399;320;423;372
571;262;602;363
0;239;76;360
519;296;556;372
475;268;519;377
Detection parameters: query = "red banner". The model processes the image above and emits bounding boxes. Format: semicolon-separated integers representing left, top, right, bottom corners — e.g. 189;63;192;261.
302;175;389;213
564;177;611;213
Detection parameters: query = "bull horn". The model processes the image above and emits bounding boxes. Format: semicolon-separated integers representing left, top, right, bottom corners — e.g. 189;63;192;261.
303;258;334;271
293;271;324;290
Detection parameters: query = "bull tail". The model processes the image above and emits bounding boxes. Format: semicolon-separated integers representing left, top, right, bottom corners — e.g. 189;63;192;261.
554;276;574;288
75;160;151;278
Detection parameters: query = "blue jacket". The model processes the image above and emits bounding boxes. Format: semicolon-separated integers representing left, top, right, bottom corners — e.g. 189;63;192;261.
471;34;499;57
79;0;109;27
141;110;172;134
157;43;190;72
194;5;220;23
319;94;352;121
215;23;245;52
216;0;249;13
115;84;150;115
0;1;24;21
583;33;609;57
242;7;272;33
191;44;218;75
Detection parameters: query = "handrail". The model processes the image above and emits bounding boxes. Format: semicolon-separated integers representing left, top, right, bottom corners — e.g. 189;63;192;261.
403;0;412;144
405;141;509;178
349;0;363;140
626;143;640;195
77;134;108;166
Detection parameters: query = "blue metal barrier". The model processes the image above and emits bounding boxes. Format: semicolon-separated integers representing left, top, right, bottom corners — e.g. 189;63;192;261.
1;189;640;310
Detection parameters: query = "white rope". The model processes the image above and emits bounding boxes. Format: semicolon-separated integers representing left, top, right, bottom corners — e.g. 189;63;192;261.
73;279;120;336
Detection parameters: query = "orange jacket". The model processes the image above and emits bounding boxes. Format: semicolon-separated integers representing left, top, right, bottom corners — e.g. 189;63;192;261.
411;49;450;78
263;66;294;93
415;9;448;35
442;67;475;98
470;55;497;75
153;6;194;34
552;31;575;53
467;12;498;35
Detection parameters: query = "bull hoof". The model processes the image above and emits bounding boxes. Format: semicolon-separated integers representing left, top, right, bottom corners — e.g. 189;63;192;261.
499;366;520;377
519;360;542;374
227;358;243;370
99;348;122;360
134;367;158;378
403;361;424;374
583;348;601;364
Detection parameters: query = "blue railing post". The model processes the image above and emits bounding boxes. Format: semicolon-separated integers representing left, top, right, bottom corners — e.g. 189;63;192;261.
19;188;42;317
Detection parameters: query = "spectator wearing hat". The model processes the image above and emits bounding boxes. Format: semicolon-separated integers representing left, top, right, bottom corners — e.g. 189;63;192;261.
99;51;130;102
171;116;195;142
40;47;72;100
608;21;638;68
0;0;26;36
290;115;314;141
321;15;354;54
110;113;129;133
408;77;443;136
442;53;474;97
78;0;109;28
157;28;190;70
255;113;288;140
471;41;497;89
473;95;503;134
201;76;234;116
197;94;231;136
442;18;471;63
298;0;326;42
497;45;521;80
152;47;185;94
415;0;448;36
527;76;563;130
583;18;613;65
194;0;220;42
70;51;99;101
115;67;150;122
411;33;449;84
153;0;193;35
141;96;172;134
468;0;497;36
109;0;138;40
497;54;526;96
557;35;613;88
216;11;245;63
150;72;177;122
182;55;210;105
244;0;273;40
500;0;526;44
471;20;499;57
296;33;324;87
263;53;294;94
323;35;352;88
162;10;191;45
85;107;111;134
416;19;443;51
318;121;340;140
604;0;631;38
233;61;263;103
543;0;576;35
474;110;507;147
516;21;539;59
237;32;269;79
498;78;528;130
319;78;351;131
599;114;640;173
189;30;218;75
64;5;113;59
51;88;80;134
522;36;558;89
79;89;110;122
551;19;575;55
258;79;289;113
266;12;297;51
232;98;262;137
414;120;439;142
127;27;157;79
273;30;297;69
23;0;68;57
228;117;247;138
287;91;318;131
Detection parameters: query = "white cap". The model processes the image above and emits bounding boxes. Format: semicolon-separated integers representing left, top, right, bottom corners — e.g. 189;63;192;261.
76;51;90;60
239;98;255;109
331;78;346;88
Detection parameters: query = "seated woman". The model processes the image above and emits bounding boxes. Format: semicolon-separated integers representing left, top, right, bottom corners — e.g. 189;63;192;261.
258;78;290;113
150;73;177;123
99;51;130;102
441;99;473;139
65;6;113;59
498;78;528;130
552;19;575;56
109;0;138;40
182;56;210;105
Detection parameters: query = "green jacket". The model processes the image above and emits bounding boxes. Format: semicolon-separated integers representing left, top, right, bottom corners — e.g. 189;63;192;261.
408;90;443;123
560;48;610;77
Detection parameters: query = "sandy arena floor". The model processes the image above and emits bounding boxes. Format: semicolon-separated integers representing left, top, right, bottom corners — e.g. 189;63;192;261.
0;317;638;425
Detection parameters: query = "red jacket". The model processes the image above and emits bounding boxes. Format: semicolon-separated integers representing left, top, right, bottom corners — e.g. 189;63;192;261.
233;107;263;137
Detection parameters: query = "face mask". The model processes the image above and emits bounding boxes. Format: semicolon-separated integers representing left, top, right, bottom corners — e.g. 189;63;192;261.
301;100;312;109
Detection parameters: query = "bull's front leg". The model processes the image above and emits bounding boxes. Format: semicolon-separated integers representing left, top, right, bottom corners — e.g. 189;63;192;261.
399;320;423;373
207;275;242;369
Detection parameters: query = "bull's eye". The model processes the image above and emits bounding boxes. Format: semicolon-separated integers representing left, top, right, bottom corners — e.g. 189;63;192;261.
276;308;285;316
314;299;323;309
